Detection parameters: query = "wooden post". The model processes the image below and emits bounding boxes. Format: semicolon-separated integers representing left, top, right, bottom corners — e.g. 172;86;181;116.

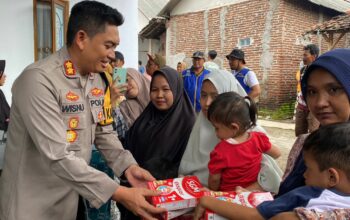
331;32;346;50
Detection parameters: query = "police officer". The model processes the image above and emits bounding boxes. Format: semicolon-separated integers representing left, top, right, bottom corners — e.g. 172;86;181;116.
0;2;165;220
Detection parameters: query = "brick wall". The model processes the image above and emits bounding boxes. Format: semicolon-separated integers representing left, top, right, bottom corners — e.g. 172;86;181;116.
167;0;348;109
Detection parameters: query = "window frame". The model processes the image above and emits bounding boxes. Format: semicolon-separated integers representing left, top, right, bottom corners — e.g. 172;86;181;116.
33;0;69;61
238;37;252;47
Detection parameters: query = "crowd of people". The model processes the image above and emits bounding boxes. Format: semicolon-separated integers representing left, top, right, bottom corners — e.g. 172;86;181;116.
0;1;349;220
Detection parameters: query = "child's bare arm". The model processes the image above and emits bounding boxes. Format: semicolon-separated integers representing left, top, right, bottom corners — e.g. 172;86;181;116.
208;173;221;191
265;143;281;159
194;196;264;220
270;212;299;220
244;181;265;192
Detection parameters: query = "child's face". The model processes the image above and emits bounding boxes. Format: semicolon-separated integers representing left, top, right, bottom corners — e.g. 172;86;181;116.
211;121;236;140
303;151;330;188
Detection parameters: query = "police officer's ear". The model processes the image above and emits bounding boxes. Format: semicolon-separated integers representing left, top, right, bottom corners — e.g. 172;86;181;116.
75;30;89;50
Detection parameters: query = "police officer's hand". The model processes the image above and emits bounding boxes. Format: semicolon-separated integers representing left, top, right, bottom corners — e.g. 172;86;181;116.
112;186;166;220
125;164;155;188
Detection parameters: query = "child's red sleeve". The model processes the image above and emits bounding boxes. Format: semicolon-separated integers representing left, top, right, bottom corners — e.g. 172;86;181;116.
208;144;226;174
256;132;272;152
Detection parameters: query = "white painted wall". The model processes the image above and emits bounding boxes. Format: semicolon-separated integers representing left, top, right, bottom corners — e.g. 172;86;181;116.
0;0;138;103
138;38;161;67
70;0;139;69
171;0;249;16
0;0;35;104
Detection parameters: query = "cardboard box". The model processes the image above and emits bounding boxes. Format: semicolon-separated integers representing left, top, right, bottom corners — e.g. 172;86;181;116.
148;176;204;211
203;191;273;220
162;208;193;220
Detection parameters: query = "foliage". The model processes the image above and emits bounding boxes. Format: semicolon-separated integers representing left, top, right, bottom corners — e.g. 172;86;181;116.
259;102;295;120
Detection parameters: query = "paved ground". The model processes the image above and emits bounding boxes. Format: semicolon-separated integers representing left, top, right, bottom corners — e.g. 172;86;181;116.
259;119;296;173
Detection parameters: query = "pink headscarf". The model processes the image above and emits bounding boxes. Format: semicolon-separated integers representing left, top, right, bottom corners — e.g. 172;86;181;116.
119;68;150;127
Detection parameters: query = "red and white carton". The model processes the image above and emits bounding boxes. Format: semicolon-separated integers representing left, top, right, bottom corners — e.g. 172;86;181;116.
203;191;274;220
162;207;193;220
148;176;204;211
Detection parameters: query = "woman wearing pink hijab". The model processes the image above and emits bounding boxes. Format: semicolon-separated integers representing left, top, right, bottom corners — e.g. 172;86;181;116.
119;68;150;128
112;68;150;144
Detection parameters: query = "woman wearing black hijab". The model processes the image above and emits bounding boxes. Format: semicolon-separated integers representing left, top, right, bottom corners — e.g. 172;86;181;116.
125;66;196;180
0;60;10;132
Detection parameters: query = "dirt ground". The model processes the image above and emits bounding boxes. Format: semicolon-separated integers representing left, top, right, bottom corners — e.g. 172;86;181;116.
262;126;296;173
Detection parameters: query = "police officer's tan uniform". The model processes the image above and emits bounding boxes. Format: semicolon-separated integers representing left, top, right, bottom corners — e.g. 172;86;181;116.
0;47;137;220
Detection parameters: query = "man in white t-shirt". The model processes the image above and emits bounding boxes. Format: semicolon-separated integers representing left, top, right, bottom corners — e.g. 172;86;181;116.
226;48;261;101
204;50;220;70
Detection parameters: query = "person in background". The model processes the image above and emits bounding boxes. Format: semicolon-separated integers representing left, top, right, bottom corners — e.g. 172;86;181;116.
145;53;166;81
0;2;165;220
182;51;211;113
294;44;320;137
204;50;220;70
194;122;350;220
0;60;10;173
111;51;124;68
207;92;280;191
177;61;187;75
226;48;261;101
0;60;9;133
116;68;150;142
105;51;124;76
138;60;145;74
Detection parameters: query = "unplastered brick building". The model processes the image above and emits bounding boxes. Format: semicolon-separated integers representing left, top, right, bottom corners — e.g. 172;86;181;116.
140;0;350;109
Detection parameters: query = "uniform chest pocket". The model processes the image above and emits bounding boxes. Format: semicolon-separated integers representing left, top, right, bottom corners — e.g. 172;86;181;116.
88;91;106;124
60;89;85;114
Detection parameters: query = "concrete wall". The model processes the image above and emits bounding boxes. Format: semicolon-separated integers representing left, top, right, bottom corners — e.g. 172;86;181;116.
0;0;35;104
0;0;138;103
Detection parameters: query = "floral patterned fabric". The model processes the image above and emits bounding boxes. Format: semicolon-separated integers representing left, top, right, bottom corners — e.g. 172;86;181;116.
295;208;350;220
282;134;308;181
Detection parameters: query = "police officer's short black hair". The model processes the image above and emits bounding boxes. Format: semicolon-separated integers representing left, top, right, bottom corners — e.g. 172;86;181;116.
208;50;217;60
303;122;350;180
67;1;124;47
304;44;319;58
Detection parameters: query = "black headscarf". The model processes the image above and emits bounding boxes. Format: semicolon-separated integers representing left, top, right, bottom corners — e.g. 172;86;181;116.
125;66;196;179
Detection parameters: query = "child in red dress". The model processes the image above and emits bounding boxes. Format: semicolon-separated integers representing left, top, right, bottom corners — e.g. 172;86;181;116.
207;92;281;191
